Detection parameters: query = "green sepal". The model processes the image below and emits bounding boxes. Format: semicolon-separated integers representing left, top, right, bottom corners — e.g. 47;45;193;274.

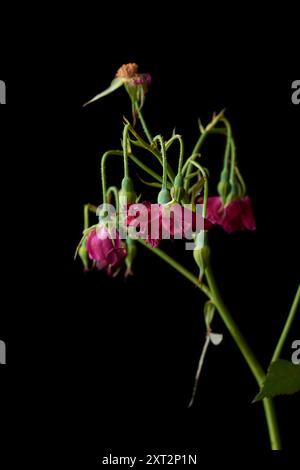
83;77;125;107
193;231;210;280
225;181;240;205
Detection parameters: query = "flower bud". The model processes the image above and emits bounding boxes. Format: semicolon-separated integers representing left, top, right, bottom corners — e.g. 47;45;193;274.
217;168;230;203
193;230;210;281
157;188;172;205
171;174;187;203
125;237;137;278
119;177;137;206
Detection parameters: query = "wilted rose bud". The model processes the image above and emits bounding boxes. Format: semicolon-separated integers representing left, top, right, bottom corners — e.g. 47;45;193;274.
193;230;210;281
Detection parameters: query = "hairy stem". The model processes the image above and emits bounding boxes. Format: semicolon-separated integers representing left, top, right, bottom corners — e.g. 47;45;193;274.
136;106;153;144
122;124;130;178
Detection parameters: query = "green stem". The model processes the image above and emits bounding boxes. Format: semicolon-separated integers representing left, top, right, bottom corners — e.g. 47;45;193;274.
184;133;208;190
135;106;153;144
129;154;163;183
153;135;167;190
189;134;208;167
177;135;185;175
271;283;300;363
205;265;265;385
166;134;185;174
185;110;225;183
84;203;97;230
189;161;208;217
137;240;212;298
100;150;164;201
125;119;175;182
101;150;117;203
106;186;119;214
222;117;232;170
235;166;247;196
122;124;130;178
137;240;282;450
84;204;89;231
262;399;282;450
182;154;201;176
184;169;200;181
229;138;236;184
205;265;282;450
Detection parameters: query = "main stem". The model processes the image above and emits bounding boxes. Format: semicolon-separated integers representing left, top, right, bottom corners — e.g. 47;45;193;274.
205;266;265;384
206;266;281;450
138;240;282;449
205;266;281;450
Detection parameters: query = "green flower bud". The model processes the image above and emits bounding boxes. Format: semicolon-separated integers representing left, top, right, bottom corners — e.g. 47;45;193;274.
157;188;172;205
119;177;137;206
217;168;230;203
171;174;187;203
193;231;210;281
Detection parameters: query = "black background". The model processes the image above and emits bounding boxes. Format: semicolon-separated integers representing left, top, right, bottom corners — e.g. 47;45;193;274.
1;7;299;465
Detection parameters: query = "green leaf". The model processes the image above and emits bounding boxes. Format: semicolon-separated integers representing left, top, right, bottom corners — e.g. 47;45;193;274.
254;360;300;402
137;176;163;189
83;78;125;106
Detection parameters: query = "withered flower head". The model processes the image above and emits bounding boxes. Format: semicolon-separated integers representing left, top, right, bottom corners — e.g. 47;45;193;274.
116;63;139;80
83;63;151;108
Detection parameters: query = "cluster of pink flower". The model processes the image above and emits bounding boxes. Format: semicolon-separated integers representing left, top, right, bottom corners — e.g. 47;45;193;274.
79;63;256;278
85;196;255;276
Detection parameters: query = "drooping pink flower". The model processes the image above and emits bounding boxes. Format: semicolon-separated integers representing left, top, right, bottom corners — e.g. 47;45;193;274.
126;202;207;247
126;201;160;247
86;226;127;275
205;196;256;233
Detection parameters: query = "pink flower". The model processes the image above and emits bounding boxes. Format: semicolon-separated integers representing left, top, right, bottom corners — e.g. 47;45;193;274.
126;202;206;247
126;201;160;247
205;196;256;233
86;227;127;275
